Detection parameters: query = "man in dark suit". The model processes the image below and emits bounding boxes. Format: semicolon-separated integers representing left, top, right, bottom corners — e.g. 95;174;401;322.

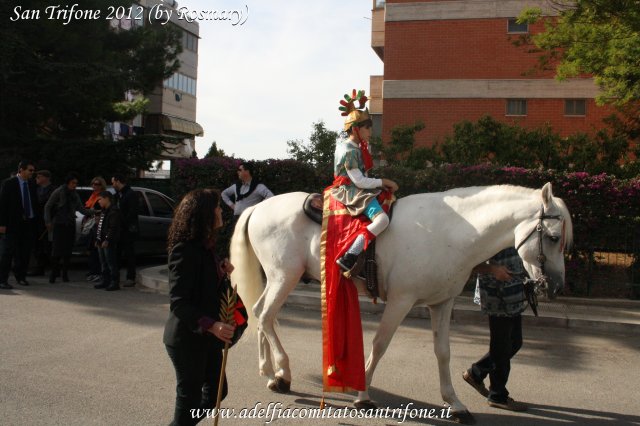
0;160;38;289
30;170;55;276
111;174;139;287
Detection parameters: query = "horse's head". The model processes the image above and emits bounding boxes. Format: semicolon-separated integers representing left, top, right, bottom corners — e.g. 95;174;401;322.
514;183;573;300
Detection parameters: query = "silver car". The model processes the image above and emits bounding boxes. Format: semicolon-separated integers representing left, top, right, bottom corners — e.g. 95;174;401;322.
75;186;175;256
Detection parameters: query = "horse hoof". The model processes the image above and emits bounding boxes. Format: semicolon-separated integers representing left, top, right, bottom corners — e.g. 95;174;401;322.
354;400;377;410
267;377;291;394
450;409;476;424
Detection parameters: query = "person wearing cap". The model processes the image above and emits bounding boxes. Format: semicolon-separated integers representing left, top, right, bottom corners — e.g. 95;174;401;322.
30;170;55;276
331;90;398;272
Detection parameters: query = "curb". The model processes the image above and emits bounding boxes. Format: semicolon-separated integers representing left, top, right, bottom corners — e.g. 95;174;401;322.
139;266;640;333
138;265;169;295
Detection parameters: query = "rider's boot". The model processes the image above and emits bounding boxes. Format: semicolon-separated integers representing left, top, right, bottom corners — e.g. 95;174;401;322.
336;233;369;273
337;212;388;274
336;252;359;271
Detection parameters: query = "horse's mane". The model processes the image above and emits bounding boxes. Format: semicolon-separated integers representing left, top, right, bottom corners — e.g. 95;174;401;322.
556;197;574;250
439;184;536;198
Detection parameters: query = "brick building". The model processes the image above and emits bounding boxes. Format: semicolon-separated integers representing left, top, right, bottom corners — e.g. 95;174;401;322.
369;0;613;147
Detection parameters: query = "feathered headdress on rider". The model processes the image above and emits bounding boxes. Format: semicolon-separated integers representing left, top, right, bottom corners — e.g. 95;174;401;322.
339;89;373;170
339;89;370;131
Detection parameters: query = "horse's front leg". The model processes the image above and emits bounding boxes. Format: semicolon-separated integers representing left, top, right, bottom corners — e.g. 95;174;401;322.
429;297;474;424
356;296;415;405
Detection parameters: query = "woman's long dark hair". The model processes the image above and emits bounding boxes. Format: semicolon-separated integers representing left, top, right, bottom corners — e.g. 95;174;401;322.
167;188;221;253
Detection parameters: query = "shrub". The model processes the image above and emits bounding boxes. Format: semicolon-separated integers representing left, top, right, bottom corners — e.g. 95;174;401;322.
173;158;640;297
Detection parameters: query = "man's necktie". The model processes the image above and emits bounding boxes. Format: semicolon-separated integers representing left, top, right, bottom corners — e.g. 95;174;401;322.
22;181;32;218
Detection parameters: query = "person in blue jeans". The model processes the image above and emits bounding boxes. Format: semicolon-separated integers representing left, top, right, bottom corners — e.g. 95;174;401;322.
93;191;121;291
463;247;528;412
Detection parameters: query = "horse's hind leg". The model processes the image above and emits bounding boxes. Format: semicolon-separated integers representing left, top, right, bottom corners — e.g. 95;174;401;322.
259;273;300;393
253;291;276;383
429;298;472;422
356;296;415;405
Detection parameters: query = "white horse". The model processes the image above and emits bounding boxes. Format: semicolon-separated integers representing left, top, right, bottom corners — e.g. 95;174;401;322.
230;183;572;422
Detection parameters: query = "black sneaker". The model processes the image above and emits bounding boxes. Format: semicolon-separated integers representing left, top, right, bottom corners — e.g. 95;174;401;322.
488;397;528;412
336;253;358;272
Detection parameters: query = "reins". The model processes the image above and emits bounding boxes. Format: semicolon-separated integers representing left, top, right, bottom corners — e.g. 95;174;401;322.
515;204;564;277
515;205;564;315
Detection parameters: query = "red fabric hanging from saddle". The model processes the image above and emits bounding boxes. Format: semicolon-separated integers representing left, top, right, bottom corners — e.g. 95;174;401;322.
320;182;393;392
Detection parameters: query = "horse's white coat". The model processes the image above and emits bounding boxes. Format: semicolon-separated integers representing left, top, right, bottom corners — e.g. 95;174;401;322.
230;184;572;414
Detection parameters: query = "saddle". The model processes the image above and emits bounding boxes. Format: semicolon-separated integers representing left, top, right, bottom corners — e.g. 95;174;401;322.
303;193;387;302
303;193;323;224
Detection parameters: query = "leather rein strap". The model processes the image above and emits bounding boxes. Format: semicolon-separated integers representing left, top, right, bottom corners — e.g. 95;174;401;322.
515;206;564;316
515;205;563;276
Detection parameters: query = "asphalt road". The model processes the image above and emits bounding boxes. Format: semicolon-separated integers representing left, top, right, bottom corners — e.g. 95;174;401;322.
1;277;639;425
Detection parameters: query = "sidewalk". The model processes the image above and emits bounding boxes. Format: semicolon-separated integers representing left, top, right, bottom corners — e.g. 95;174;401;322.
139;265;640;334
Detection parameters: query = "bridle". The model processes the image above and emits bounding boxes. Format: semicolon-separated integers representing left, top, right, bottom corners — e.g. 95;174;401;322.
515;205;565;313
515;205;564;276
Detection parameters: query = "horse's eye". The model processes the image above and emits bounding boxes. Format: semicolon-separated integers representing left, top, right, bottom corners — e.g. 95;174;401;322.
547;235;560;243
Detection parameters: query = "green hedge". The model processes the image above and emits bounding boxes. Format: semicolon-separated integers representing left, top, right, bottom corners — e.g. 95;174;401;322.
172;157;330;258
173;158;640;298
171;157;328;197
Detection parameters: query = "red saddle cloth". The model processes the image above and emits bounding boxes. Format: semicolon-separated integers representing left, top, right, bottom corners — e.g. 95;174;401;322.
320;182;394;392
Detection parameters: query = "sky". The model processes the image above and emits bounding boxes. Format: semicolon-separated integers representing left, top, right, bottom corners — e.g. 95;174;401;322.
176;0;383;160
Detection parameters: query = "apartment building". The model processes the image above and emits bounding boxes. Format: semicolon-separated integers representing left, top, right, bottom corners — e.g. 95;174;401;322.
109;0;203;160
370;0;612;147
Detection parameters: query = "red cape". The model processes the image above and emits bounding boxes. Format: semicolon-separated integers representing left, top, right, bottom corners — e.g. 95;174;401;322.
320;184;394;392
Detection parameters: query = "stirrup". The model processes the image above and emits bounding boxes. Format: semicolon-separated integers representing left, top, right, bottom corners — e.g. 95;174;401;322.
336;253;358;272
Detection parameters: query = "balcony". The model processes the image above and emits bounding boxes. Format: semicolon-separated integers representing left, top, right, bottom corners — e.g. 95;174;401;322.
369;75;383;115
371;4;384;60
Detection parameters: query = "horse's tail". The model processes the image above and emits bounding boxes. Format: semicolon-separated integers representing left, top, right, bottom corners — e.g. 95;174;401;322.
230;204;263;334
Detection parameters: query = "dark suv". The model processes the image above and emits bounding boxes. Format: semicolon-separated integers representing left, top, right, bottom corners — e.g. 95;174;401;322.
75;186;175;256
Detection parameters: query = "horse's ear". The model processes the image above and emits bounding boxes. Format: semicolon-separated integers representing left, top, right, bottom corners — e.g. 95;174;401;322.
541;182;553;208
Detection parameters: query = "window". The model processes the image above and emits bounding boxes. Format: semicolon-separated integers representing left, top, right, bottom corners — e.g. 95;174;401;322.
109;5;144;30
137;192;150;216
147;193;174;218
506;99;527;116
507;18;528;34
164;73;197;96
184;31;198;52
131;6;144;28
565;99;586;116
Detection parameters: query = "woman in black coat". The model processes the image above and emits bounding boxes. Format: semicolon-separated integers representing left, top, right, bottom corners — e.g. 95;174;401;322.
163;188;236;426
